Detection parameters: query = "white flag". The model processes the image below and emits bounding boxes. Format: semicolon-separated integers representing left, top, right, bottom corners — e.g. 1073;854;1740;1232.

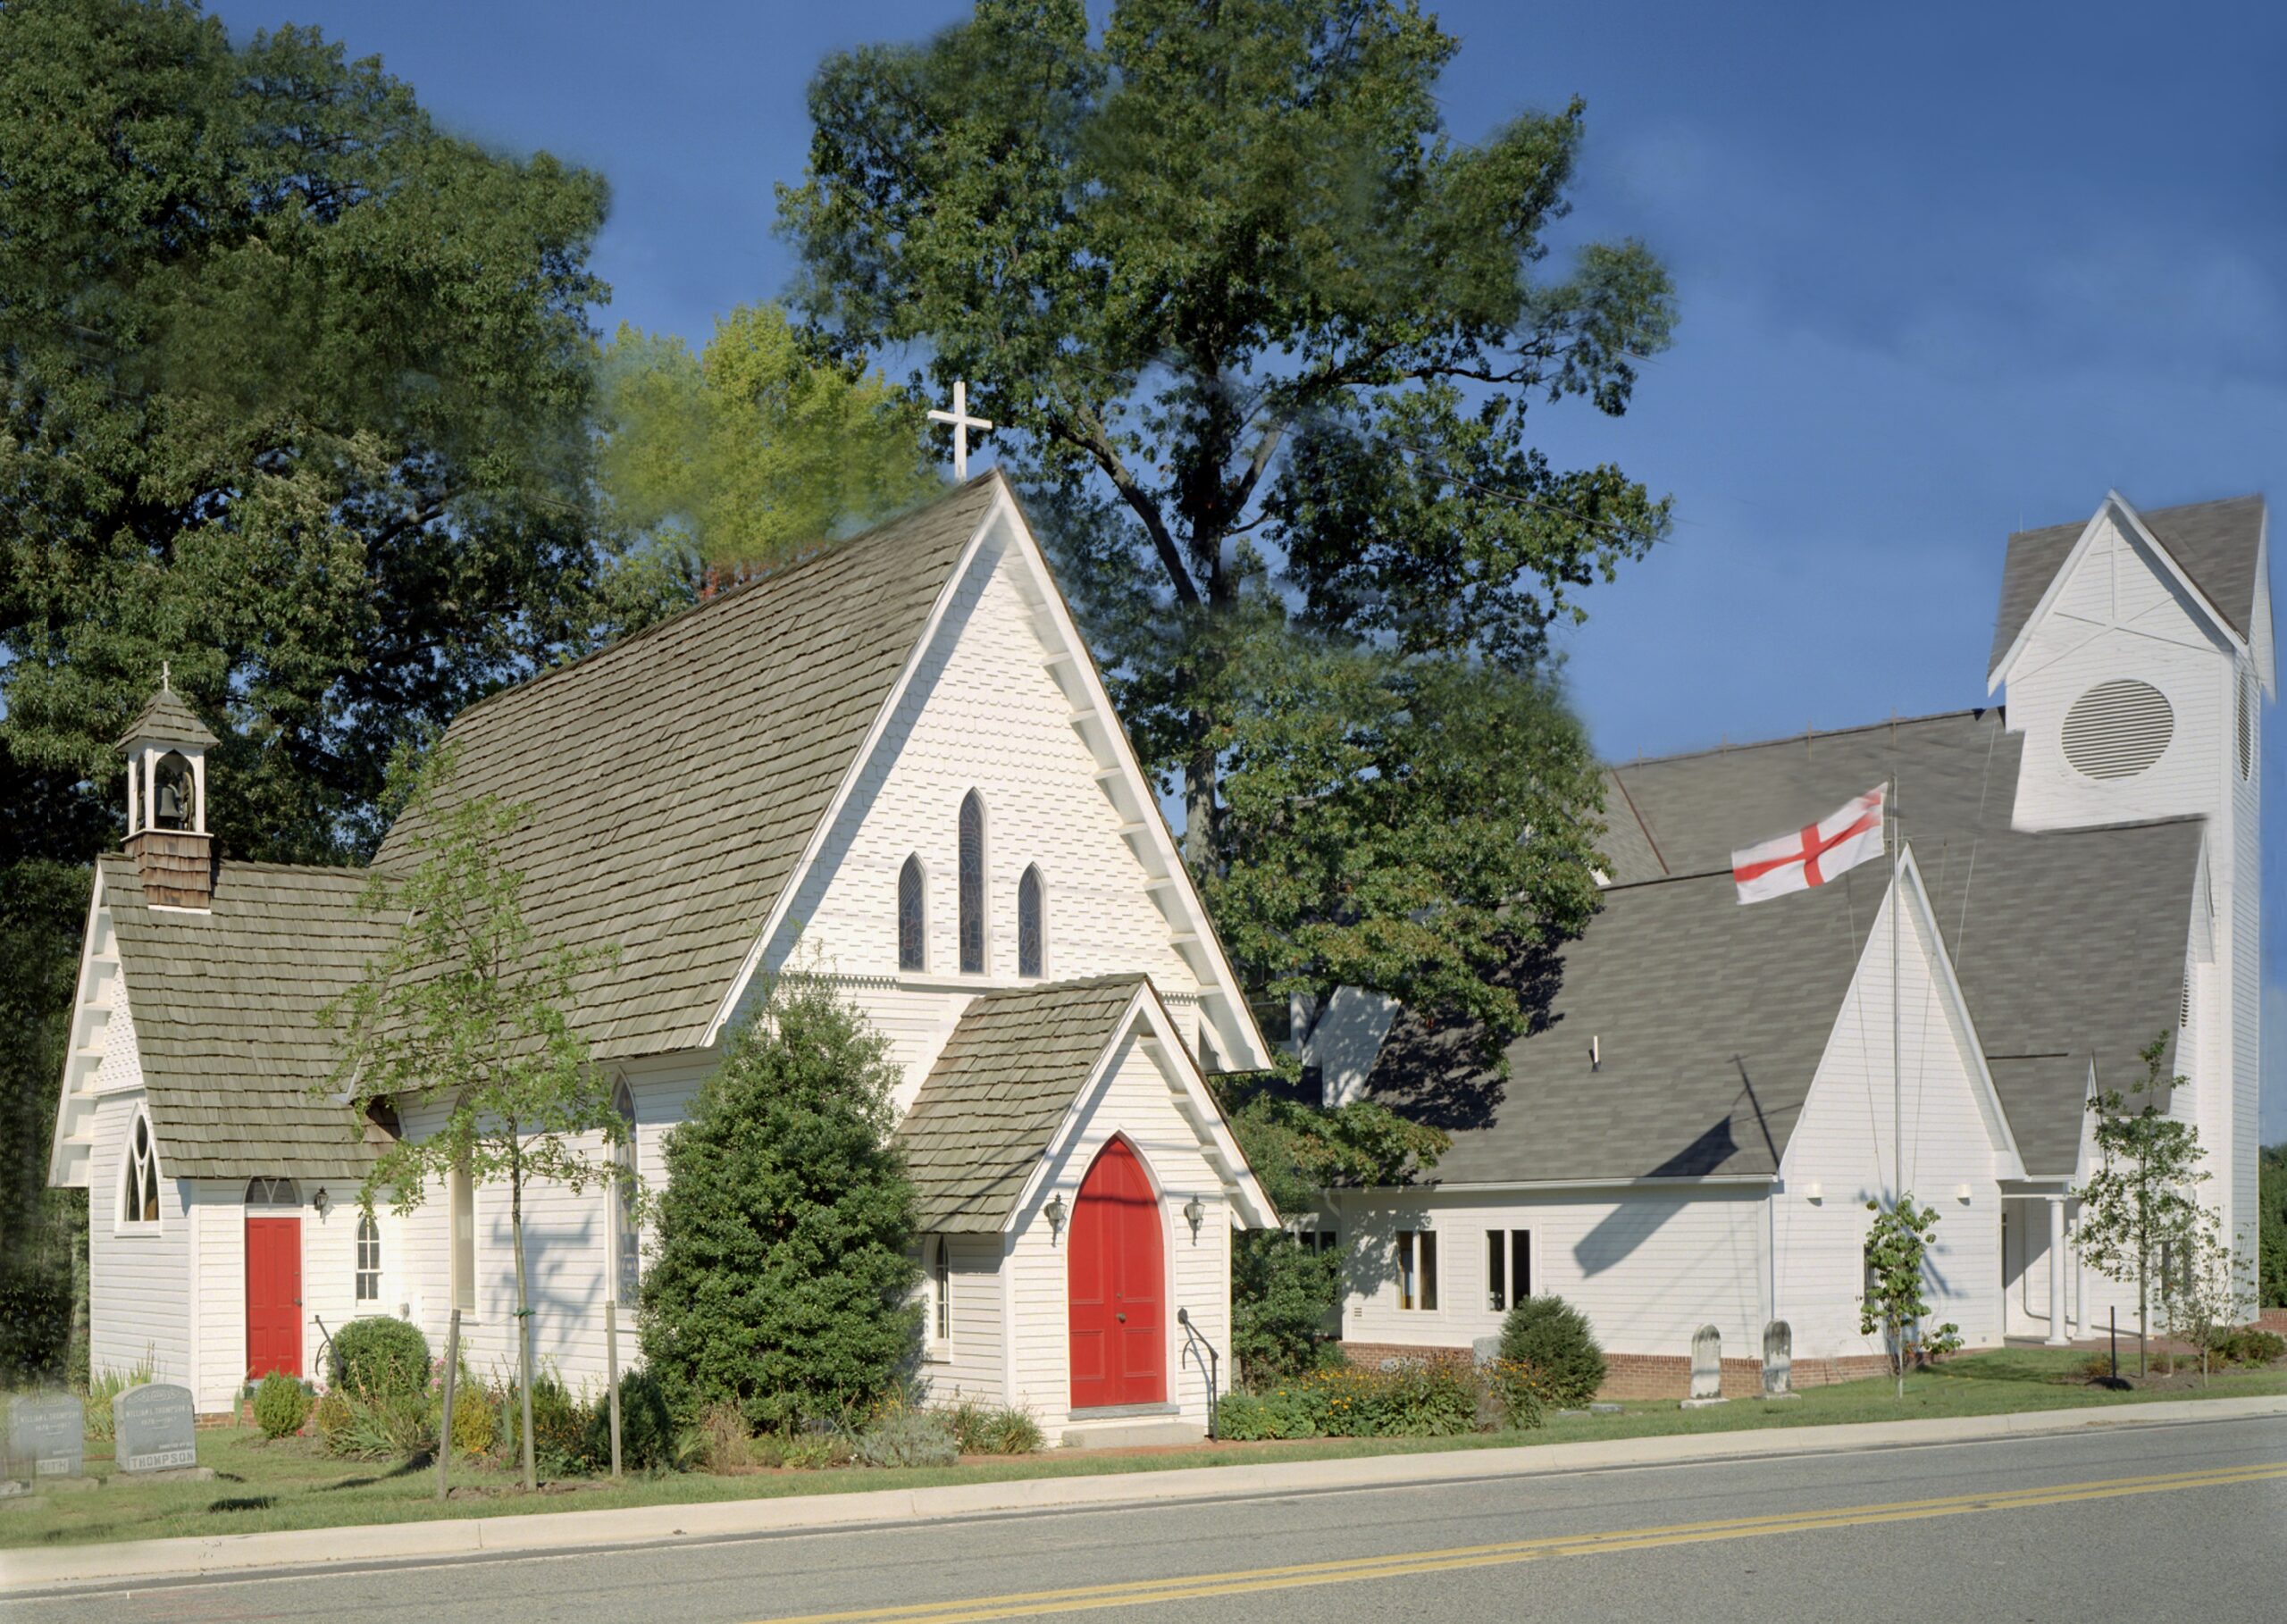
1731;786;1886;904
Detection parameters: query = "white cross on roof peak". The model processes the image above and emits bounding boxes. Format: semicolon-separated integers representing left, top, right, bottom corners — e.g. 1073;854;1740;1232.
927;380;993;481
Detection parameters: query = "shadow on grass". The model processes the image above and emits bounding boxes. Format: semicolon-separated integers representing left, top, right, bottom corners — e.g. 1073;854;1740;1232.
207;1496;275;1513
315;1452;432;1493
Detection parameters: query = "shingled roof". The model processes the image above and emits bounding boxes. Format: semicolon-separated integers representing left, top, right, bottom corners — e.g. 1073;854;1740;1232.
374;474;1004;1061
1366;710;2201;1184
116;684;219;749
1990;494;2266;674
101;856;393;1181
895;976;1151;1231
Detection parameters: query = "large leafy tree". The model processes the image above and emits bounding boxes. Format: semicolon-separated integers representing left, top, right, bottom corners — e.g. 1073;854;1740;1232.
598;302;939;589
781;0;1675;1046
0;0;683;1376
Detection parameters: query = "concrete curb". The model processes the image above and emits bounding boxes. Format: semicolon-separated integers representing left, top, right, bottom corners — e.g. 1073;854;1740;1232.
7;1394;2284;1594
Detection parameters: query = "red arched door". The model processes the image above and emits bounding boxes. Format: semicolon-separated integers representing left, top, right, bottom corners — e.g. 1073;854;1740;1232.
1068;1137;1166;1409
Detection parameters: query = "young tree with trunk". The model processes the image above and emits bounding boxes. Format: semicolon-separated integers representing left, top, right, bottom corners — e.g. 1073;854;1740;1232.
781;0;1674;1058
2157;1205;2253;1385
320;748;630;1491
2076;1034;2207;1378
1858;1194;1963;1399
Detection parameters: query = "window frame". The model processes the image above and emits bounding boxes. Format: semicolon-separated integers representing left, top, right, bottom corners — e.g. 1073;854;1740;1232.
1487;1228;1531;1312
355;1212;381;1303
117;1109;163;1233
1396;1228;1439;1312
958;791;988;974
449;1160;478;1318
931;1235;952;1350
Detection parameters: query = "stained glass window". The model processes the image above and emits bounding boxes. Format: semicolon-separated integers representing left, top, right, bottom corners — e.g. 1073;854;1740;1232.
1018;866;1043;978
899;854;926;971
959;792;985;974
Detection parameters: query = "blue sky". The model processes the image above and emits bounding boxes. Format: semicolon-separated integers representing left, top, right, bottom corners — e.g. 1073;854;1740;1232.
214;0;2287;1136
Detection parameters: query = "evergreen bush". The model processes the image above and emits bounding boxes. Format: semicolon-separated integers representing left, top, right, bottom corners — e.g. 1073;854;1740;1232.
639;976;920;1433
582;1369;683;1472
329;1316;431;1398
252;1371;311;1439
1497;1295;1605;1405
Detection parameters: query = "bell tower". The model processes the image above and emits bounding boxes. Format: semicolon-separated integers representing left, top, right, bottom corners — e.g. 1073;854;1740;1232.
118;664;220;909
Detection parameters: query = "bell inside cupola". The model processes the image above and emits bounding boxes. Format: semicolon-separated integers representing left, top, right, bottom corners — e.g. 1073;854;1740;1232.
116;665;221;909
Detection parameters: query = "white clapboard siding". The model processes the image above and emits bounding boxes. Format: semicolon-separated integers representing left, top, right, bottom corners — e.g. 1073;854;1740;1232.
88;1091;193;1392
1776;876;2006;1359
1004;1033;1234;1436
918;1235;1007;1406
1335;1185;1768;1360
769;528;1202;1037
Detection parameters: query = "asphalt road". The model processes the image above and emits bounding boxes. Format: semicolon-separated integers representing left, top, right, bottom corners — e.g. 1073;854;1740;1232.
16;1415;2286;1624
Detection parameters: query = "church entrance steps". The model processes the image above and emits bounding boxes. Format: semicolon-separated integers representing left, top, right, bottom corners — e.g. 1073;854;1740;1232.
1060;1403;1200;1450
10;1395;2284;1596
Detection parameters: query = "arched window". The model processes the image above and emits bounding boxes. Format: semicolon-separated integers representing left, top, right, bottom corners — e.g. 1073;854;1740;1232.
121;1113;161;1226
356;1213;381;1302
898;854;927;972
958;791;986;974
1018;866;1045;978
245;1176;301;1207
932;1236;951;1344
612;1078;641;1308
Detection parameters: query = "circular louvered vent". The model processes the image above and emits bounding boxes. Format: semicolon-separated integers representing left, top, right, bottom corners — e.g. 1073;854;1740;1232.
2062;679;2173;780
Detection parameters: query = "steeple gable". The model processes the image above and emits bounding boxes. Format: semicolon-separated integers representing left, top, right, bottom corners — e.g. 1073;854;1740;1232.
118;666;217;909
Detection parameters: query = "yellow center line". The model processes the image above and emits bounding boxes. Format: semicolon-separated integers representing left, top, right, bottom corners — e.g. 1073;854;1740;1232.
749;1461;2287;1624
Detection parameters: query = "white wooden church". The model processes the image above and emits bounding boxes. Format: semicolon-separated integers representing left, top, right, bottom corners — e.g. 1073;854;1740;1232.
1305;492;2269;1394
48;473;1276;1442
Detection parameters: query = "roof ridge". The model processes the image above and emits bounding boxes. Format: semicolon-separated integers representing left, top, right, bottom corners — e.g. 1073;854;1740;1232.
1607;707;1995;773
450;473;1005;730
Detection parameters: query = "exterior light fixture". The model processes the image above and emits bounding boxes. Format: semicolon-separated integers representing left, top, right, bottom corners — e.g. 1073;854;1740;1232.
312;1186;331;1218
1045;1192;1067;1239
1183;1195;1205;1239
1804;1183;1823;1203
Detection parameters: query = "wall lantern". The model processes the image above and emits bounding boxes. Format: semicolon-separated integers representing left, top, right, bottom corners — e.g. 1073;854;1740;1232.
1183;1195;1205;1240
1045;1193;1068;1240
311;1186;331;1218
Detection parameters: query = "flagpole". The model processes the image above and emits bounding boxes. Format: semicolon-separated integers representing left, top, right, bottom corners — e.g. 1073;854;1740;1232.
1889;775;1902;1212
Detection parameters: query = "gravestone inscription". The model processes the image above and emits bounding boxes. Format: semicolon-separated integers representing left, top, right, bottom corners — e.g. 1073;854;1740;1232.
1762;1319;1798;1399
113;1383;197;1473
5;1394;83;1479
1681;1323;1727;1407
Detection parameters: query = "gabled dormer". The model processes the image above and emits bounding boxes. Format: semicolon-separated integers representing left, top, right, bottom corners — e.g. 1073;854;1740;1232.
1987;492;2269;833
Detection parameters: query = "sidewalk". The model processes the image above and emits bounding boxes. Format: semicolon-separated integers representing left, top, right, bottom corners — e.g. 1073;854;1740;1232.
7;1393;2284;1595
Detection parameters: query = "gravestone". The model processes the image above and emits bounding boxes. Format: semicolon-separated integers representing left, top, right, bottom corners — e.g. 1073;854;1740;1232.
5;1393;84;1480
1681;1323;1727;1407
1471;1335;1502;1369
113;1383;197;1474
1761;1320;1799;1400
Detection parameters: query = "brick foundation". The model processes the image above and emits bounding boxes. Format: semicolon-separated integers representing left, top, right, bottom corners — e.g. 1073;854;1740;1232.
1344;1343;1914;1400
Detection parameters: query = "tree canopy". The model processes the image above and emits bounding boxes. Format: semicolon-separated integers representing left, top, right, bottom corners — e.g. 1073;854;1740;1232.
782;0;1676;1049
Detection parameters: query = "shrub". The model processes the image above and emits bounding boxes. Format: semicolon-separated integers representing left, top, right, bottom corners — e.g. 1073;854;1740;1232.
503;1366;597;1476
321;1386;434;1460
1231;1233;1343;1386
2203;1327;2286;1367
693;1401;761;1473
581;1369;683;1473
1482;1358;1549;1431
80;1350;156;1442
783;1430;855;1470
448;1383;498;1458
1498;1296;1605;1406
640;976;921;1434
1219;1361;1481;1439
947;1401;1043;1455
311;1386;353;1449
855;1407;959;1468
329;1317;431;1400
252;1372;312;1439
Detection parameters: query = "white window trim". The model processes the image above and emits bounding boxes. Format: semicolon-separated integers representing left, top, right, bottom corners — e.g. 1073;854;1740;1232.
923;1235;953;1360
1395;1227;1441;1314
1486;1226;1535;1314
355;1211;382;1303
448;1162;480;1322
114;1108;163;1235
609;1077;641;1310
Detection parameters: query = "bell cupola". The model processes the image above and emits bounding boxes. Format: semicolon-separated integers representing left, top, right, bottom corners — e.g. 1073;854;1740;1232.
118;664;220;908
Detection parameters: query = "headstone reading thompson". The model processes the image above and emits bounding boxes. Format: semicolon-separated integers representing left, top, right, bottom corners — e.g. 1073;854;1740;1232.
1681;1323;1727;1407
113;1383;197;1473
5;1394;84;1479
1762;1319;1798;1399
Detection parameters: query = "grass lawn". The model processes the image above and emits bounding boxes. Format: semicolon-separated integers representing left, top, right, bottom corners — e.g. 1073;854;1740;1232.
7;1348;2283;1553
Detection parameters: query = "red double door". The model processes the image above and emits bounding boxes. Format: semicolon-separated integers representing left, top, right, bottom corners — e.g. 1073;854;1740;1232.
245;1217;302;1381
1067;1138;1165;1410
